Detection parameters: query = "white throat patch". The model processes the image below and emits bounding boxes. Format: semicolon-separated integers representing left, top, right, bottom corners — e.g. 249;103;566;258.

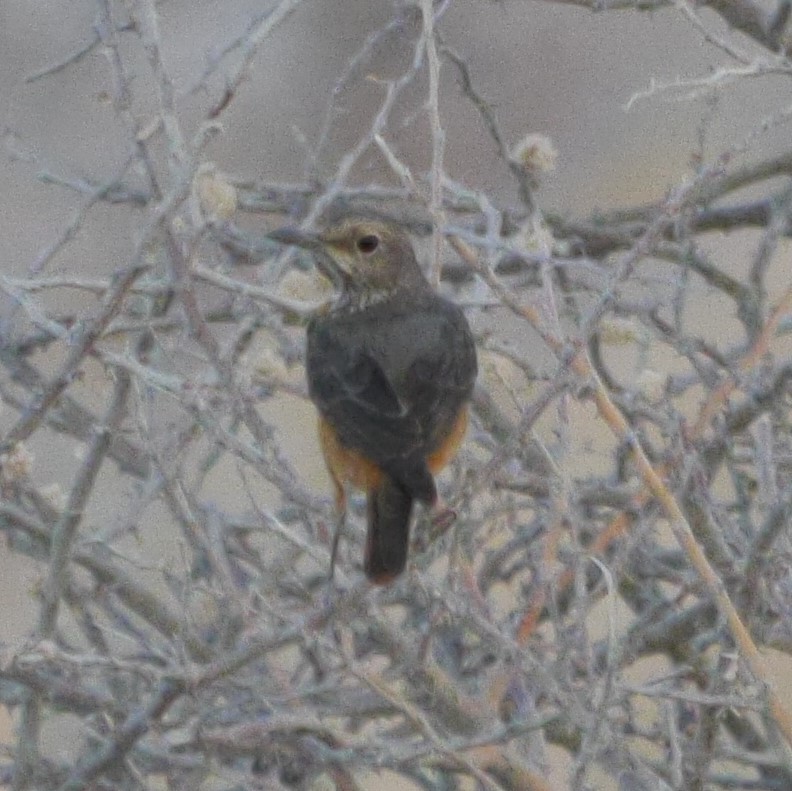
333;287;401;314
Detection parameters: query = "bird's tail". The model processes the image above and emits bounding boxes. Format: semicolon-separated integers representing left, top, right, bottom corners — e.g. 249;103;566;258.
365;477;414;584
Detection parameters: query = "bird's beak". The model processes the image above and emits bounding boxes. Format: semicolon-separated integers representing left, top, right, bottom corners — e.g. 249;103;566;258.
267;226;323;250
268;226;349;288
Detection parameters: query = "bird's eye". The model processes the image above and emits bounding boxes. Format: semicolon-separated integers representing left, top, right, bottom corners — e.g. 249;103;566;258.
357;234;380;254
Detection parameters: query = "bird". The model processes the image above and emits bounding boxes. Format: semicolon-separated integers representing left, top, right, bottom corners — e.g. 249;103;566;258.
268;216;477;584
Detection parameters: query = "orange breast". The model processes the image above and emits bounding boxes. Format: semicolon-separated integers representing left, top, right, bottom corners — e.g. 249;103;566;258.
426;406;469;474
318;417;384;492
317;405;469;493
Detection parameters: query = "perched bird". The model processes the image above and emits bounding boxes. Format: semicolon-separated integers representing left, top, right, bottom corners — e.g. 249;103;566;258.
269;217;477;584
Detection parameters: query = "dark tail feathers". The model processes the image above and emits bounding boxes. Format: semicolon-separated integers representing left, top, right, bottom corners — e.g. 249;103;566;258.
365;477;414;584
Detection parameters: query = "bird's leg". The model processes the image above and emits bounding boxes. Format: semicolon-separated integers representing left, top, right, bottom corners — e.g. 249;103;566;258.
429;496;456;532
328;480;347;581
429;494;456;533
411;495;457;557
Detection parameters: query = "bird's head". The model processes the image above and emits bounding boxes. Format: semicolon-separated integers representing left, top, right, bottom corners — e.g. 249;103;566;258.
268;217;429;305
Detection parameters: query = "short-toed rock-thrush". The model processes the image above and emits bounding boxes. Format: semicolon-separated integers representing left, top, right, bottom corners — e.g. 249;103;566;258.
269;217;477;583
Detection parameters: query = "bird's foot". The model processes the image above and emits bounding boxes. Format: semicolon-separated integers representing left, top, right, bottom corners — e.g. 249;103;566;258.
430;502;457;532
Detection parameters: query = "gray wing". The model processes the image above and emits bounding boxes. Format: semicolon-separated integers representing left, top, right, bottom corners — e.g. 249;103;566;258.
306;298;476;470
